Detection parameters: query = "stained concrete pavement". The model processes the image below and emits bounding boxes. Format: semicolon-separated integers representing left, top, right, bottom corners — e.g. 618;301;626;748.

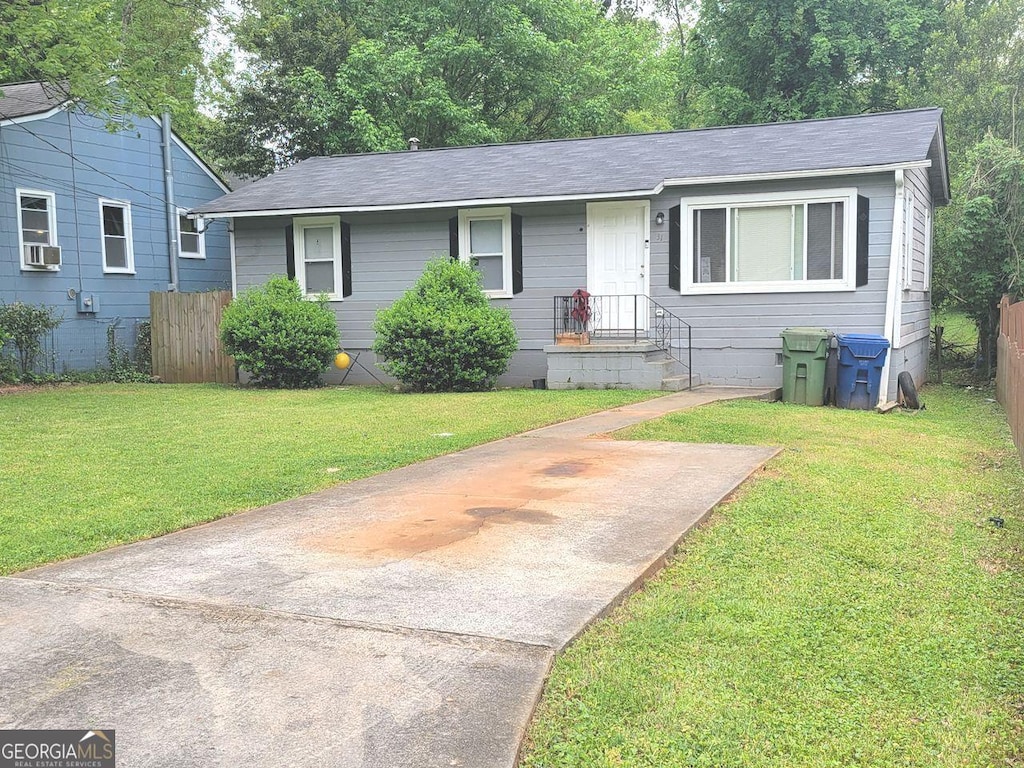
1;386;778;767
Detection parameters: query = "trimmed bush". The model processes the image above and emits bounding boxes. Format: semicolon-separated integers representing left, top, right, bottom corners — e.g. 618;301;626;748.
373;258;518;391
220;277;339;388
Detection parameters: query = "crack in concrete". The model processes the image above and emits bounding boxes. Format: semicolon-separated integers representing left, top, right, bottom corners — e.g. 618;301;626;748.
5;576;558;654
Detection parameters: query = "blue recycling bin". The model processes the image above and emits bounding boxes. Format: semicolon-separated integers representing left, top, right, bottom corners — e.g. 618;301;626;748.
835;333;890;410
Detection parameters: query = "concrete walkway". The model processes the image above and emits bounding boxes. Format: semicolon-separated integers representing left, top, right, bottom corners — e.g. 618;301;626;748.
0;387;778;767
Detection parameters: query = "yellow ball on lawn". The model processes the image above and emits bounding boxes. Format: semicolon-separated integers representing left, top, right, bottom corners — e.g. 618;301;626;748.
334;352;351;370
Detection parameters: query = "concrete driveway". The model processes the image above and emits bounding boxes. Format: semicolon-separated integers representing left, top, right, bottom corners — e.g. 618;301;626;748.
0;388;779;767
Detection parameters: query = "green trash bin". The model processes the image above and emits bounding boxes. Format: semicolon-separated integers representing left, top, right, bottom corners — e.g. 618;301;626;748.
780;327;832;406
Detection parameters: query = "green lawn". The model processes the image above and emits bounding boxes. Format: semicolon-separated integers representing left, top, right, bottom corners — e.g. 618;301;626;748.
0;383;655;574
523;386;1024;768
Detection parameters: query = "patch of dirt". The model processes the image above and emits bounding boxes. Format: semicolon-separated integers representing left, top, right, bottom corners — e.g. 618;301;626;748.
0;383;43;395
0;382;84;396
978;557;1007;576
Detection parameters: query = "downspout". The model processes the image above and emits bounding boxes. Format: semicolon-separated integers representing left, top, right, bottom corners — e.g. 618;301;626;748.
879;169;905;405
161;112;179;292
229;219;237;297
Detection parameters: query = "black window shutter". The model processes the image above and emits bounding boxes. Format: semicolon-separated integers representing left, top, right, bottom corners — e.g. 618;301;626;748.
449;216;459;260
668;205;681;291
856;195;869;287
341;221;352;297
511;213;523;294
284;224;295;280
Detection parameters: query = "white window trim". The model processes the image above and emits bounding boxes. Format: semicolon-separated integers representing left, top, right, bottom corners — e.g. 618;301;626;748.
16;188;59;272
99;198;135;274
293;215;343;300
901;187;915;290
923;205;932;292
177;208;206;260
680;187;858;295
458;206;513;298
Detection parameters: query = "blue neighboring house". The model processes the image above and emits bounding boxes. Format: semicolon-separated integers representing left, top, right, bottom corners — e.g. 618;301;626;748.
0;81;232;371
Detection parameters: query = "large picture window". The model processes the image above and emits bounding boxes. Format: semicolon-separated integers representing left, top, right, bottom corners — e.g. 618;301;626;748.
458;207;512;297
293;215;343;299
99;199;135;274
682;189;856;294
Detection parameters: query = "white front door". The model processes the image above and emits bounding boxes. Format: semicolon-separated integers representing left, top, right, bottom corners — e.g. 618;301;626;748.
587;201;650;332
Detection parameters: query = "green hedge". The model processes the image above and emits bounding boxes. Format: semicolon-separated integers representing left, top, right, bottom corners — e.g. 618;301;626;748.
373;258;518;391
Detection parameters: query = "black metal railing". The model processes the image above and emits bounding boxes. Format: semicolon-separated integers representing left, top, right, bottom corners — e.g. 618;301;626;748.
552;294;693;389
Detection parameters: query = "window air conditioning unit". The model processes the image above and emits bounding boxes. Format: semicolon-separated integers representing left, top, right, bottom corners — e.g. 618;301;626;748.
24;244;61;267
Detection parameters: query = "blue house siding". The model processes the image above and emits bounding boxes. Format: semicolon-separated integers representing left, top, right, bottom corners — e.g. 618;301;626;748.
0;105;230;370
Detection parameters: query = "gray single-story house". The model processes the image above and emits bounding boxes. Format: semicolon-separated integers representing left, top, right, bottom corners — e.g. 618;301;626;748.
194;108;949;403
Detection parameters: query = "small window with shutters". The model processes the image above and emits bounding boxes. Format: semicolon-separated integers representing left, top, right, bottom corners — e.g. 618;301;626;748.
293;215;343;299
458;207;513;297
680;188;858;294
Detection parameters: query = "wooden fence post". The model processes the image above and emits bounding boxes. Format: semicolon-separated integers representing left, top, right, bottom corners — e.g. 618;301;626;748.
996;295;1024;467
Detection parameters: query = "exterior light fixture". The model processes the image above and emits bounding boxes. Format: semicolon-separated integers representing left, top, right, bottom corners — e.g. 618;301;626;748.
655;211;665;225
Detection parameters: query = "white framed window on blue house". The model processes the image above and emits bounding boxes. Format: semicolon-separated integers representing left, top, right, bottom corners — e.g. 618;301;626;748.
293;215;343;299
17;189;59;271
177;208;205;259
681;188;857;294
99;199;135;274
458;207;513;297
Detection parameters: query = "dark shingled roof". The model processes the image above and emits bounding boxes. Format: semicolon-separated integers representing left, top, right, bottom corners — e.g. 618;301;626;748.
196;108;949;215
0;81;68;120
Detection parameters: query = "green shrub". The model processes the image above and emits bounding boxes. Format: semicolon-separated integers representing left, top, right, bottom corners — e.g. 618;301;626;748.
220;277;340;388
373;258;518;391
103;323;152;383
0;301;62;380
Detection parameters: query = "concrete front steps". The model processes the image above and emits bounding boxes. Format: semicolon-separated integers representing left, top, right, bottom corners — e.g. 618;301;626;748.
544;340;700;391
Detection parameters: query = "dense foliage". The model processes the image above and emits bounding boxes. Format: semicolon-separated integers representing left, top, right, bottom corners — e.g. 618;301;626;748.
208;0;672;176
220;277;340;388
935;136;1024;374
373;259;518;392
0;301;62;380
0;0;219;139
682;0;940;125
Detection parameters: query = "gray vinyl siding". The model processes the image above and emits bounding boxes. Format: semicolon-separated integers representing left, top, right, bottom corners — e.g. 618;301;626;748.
887;334;930;396
898;165;933;355
233;215;292;287
235;204;588;350
648;174;895;385
0;107;230;369
231;172;903;388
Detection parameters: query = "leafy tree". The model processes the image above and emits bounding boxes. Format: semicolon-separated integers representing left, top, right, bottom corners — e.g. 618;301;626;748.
681;0;941;126
0;0;218;137
209;0;673;177
934;135;1024;376
914;0;1024;162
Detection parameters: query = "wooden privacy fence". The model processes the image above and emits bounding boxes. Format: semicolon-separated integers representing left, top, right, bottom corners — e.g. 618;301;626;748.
150;291;236;384
996;295;1024;466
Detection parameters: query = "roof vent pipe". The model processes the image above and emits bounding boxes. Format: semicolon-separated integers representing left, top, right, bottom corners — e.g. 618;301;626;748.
407;137;420;150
